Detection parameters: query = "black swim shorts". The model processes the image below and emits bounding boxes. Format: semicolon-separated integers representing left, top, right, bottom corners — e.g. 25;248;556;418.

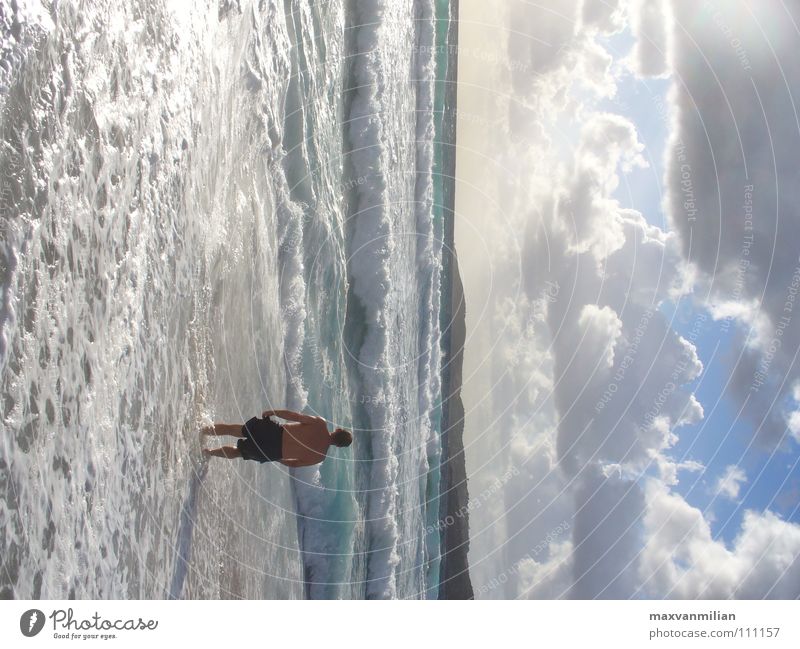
237;416;284;462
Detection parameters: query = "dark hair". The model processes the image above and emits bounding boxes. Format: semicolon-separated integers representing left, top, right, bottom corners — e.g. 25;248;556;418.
331;428;353;448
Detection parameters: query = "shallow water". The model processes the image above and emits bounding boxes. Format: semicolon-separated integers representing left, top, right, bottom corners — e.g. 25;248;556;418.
1;0;302;599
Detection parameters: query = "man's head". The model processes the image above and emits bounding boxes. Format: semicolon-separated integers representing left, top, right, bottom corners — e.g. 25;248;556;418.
331;428;353;448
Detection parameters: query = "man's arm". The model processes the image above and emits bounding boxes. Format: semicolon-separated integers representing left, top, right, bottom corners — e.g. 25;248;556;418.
262;409;319;424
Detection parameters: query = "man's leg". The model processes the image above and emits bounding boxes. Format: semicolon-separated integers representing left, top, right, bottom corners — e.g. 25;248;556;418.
203;446;242;459
201;423;246;437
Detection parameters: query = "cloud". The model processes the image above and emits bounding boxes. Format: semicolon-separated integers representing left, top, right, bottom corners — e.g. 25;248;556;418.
507;0;581;88
784;383;800;444
713;465;747;501
491;8;704;595
569;467;645;598
460;0;800;600
466;0;702;597
517;539;574;598
567;113;648;255
628;0;672;77
640;480;800;598
658;457;704;487
581;0;627;34
665;0;800;448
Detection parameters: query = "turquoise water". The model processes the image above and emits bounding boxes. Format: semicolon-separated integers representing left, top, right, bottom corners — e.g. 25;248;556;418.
276;0;456;598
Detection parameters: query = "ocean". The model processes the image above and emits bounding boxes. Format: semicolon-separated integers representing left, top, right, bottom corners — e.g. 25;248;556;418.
0;0;458;600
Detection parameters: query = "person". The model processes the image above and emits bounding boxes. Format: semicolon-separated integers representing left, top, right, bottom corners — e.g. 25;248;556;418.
201;409;352;467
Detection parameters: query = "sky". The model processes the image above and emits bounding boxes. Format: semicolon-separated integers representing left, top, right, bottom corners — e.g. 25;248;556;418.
454;0;800;599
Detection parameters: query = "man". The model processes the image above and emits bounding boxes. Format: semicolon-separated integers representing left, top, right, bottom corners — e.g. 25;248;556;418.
201;409;352;467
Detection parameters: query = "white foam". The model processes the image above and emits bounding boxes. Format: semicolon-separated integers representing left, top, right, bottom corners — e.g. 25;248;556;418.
343;0;441;599
0;1;301;599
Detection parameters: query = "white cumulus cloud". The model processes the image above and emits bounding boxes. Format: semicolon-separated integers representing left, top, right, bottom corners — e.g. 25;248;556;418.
713;465;748;501
640;480;800;598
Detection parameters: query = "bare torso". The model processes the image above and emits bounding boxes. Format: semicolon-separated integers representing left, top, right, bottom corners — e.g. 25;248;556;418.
280;417;330;465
